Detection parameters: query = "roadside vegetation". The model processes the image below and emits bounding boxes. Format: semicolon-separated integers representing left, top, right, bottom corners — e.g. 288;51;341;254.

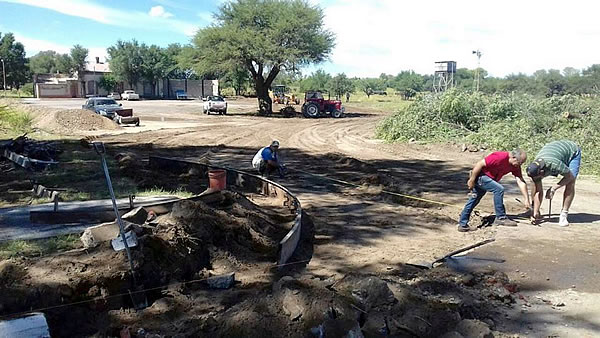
377;89;600;175
0;102;32;135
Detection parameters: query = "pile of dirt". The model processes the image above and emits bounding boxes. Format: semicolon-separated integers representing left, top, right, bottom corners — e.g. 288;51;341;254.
0;191;294;336
32;108;121;134
9;102;121;134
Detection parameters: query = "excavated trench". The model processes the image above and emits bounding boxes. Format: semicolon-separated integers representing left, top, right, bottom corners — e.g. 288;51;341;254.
0;151;307;336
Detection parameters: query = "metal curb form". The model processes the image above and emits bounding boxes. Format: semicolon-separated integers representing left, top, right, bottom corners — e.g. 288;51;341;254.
149;156;302;267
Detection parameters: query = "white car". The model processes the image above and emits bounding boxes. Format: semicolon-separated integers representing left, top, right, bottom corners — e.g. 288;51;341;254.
203;95;227;114
107;92;121;100
121;90;140;101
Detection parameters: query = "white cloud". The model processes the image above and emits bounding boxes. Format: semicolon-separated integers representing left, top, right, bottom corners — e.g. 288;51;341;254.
149;5;173;18
319;0;600;77
2;0;197;36
13;33;71;55
13;33;107;64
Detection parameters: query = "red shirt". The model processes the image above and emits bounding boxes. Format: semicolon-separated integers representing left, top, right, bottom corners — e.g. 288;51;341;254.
481;151;523;182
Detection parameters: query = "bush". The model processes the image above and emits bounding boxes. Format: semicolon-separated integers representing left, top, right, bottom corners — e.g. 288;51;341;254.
21;83;34;96
377;90;600;175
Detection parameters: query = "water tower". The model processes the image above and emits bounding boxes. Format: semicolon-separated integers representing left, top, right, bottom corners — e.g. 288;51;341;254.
433;61;456;92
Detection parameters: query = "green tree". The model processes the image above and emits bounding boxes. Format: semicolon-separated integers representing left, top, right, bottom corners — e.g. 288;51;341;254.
0;32;29;89
191;0;335;114
29;51;58;74
358;78;381;98
223;66;251;95
141;45;172;96
394;70;425;97
300;69;331;92
328;73;354;99
69;44;88;96
107;40;144;89
98;74;118;92
29;50;72;74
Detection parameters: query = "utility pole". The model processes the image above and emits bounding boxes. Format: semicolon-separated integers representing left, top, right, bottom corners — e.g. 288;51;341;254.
472;49;482;91
1;58;5;97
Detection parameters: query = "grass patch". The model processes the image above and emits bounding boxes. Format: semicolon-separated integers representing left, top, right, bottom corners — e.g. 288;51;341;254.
346;89;412;112
377;89;600;175
0;88;34;98
137;187;194;198
0;234;81;260
0;103;33;134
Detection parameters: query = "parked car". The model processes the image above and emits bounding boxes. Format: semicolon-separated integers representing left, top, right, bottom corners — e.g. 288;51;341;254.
175;90;188;100
107;92;121;100
82;97;123;119
203;95;227;114
82;97;140;126
121;90;140;100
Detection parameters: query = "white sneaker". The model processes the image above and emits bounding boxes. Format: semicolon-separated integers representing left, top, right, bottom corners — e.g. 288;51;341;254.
559;213;569;227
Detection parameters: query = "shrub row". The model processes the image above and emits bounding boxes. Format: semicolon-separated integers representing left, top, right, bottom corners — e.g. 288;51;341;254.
376;89;600;175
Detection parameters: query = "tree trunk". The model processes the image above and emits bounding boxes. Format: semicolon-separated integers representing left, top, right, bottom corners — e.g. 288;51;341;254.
246;61;279;115
256;80;272;115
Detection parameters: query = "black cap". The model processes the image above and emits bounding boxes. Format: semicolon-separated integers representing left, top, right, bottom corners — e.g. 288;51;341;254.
526;158;546;177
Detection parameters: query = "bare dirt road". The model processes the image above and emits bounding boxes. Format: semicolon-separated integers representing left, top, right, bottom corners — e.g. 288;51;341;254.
20;97;600;336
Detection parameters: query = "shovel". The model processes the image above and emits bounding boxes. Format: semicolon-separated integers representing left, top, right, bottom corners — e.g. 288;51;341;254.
93;142;148;310
407;239;496;270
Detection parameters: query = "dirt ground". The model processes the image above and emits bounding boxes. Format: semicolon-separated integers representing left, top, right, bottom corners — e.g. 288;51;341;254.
2;97;600;337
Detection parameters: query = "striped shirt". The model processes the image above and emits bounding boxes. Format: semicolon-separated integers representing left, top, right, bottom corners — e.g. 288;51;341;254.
535;140;580;177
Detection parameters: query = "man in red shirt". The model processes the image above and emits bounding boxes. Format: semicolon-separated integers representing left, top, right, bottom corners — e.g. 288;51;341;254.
458;149;531;232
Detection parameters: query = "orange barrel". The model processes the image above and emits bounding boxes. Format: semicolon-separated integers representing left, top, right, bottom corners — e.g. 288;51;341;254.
208;169;227;191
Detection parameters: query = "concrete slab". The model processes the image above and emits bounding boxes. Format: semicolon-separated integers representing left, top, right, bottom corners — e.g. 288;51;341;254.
0;195;179;242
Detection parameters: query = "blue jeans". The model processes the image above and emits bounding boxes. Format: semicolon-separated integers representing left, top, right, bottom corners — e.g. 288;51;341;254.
569;148;582;178
459;175;507;226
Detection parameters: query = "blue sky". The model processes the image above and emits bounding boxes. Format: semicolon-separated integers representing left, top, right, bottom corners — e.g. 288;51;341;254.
1;0;600;77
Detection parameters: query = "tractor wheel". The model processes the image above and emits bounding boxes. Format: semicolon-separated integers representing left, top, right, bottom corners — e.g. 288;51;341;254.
303;103;320;118
332;109;344;118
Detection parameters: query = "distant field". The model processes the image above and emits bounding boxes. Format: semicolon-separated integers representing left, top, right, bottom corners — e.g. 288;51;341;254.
346;89;412;112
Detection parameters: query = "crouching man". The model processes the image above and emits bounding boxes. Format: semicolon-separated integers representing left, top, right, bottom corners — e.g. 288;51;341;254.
458;149;531;232
252;140;285;178
526;140;581;227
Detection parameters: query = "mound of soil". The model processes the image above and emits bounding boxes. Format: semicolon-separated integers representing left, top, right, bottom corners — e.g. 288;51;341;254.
31;108;121;134
3;101;121;134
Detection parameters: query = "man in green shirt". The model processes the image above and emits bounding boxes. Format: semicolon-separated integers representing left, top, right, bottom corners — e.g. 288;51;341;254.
526;140;581;227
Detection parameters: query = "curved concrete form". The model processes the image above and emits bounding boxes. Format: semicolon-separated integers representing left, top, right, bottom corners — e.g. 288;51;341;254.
149;156;303;267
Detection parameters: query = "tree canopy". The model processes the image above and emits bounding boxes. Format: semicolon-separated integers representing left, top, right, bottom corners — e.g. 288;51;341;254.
191;0;335;113
0;32;29;89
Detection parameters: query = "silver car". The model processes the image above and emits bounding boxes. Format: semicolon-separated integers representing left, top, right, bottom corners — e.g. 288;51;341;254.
203;95;227;115
82;97;122;118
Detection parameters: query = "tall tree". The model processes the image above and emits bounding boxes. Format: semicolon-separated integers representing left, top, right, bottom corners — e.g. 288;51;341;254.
0;32;29;89
141;45;172;96
358;78;382;98
70;44;88;95
328;73;354;99
107;40;144;89
98;74;118;92
191;0;334;114
29;50;72;74
300;69;331;92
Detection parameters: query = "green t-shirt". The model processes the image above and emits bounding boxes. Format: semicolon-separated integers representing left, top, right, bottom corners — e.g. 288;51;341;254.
535;140;580;177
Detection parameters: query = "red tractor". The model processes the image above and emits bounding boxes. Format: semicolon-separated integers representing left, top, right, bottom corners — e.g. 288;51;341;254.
301;91;345;118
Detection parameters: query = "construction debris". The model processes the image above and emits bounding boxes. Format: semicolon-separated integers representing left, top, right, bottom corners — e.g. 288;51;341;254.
0;135;60;170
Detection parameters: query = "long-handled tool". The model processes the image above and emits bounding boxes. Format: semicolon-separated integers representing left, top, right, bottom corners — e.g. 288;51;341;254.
546;187;554;220
408;238;496;269
93;142;147;309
